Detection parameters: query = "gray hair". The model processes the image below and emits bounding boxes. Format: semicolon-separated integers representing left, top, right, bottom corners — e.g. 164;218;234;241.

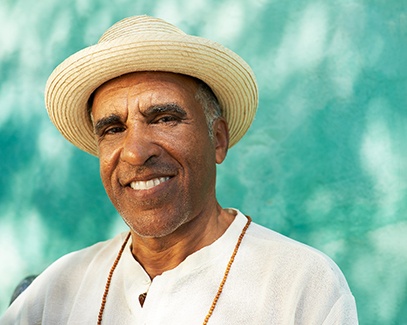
194;80;223;140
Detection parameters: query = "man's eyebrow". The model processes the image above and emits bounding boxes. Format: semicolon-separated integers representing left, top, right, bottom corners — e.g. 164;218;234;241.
143;103;187;118
93;104;187;134
94;114;122;135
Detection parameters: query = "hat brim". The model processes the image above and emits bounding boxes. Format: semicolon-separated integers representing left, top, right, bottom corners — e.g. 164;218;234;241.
45;33;258;156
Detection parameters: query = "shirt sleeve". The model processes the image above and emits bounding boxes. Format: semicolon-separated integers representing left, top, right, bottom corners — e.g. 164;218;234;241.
322;293;359;325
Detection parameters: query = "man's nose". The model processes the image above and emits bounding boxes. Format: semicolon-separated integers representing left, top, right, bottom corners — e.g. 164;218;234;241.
120;126;160;166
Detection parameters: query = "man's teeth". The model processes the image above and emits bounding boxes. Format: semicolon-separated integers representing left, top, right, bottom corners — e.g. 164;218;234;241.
130;177;170;190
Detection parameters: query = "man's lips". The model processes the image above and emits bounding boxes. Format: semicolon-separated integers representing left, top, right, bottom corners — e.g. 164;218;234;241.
129;176;171;190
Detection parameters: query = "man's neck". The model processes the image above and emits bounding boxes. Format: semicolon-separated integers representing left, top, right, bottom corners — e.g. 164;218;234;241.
129;208;236;279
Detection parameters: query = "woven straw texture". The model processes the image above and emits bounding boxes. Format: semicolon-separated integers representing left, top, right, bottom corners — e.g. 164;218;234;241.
45;16;258;156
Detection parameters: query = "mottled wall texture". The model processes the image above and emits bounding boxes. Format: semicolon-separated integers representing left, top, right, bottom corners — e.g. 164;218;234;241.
0;0;406;323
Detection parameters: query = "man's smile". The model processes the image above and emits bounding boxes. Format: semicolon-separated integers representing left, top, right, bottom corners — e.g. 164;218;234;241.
130;177;171;190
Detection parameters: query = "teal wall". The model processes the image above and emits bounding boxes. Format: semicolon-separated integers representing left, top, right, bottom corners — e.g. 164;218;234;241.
1;0;406;323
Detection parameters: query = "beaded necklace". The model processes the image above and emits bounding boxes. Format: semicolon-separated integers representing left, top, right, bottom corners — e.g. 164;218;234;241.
97;216;251;324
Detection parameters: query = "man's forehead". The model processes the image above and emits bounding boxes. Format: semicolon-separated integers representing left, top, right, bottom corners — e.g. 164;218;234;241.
90;71;204;118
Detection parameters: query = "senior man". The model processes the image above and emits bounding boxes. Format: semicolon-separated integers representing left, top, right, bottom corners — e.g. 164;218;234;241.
1;16;357;324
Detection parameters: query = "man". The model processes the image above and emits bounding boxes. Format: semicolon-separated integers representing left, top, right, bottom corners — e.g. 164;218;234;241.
1;15;358;324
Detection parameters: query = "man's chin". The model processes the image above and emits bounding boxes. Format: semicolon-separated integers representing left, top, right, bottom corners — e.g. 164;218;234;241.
123;213;189;239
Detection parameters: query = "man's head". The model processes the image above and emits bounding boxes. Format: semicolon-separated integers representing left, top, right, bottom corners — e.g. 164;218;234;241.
89;71;229;237
45;15;258;156
45;15;258;237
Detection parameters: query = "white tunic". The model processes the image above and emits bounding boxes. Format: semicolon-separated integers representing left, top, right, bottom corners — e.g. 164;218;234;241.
0;210;358;324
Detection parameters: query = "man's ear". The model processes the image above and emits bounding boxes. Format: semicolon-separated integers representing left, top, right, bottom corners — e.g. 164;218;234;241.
213;118;229;164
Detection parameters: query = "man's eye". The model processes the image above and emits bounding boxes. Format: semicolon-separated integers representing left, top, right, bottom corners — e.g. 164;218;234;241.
155;116;179;124
105;126;125;135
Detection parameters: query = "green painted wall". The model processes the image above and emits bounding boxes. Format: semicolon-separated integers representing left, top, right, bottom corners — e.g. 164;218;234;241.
1;0;406;323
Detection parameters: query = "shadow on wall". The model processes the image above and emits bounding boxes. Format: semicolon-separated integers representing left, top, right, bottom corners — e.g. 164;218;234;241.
0;1;406;324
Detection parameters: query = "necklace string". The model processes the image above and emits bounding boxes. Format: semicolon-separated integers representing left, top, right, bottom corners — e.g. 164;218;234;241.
203;215;251;324
97;232;131;325
97;216;252;325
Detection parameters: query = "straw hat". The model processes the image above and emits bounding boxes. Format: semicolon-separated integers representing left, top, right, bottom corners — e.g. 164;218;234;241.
45;15;258;156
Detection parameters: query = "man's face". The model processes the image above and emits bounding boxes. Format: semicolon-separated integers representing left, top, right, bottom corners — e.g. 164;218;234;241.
91;72;228;238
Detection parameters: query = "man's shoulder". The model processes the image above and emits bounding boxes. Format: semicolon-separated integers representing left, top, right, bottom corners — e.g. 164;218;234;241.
246;219;350;289
247;221;338;267
16;231;129;295
233;214;357;324
46;231;129;275
0;232;129;324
